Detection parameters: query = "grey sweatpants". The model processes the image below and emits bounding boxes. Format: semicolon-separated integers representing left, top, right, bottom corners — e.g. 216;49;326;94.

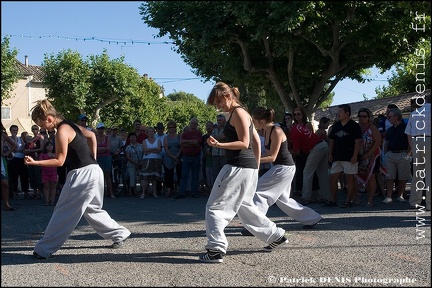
204;165;285;254
34;164;131;258
254;164;322;226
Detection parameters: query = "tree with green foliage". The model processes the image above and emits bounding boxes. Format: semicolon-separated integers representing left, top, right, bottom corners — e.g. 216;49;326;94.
42;49;217;132
1;36;20;102
140;1;430;120
376;37;431;98
165;91;218;133
43;49;157;128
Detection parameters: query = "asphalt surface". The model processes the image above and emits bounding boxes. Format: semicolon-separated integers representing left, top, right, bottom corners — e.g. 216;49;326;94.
1;186;431;287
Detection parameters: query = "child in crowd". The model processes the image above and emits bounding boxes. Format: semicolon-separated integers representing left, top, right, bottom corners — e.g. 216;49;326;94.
39;141;58;206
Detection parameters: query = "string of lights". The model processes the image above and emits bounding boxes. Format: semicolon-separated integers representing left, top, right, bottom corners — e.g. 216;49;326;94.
4;33;174;46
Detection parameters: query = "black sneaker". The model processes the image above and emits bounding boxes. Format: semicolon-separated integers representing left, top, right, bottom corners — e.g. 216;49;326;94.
303;219;321;229
263;233;289;251
240;228;253;236
199;250;224;263
322;200;337;207
33;251;50;259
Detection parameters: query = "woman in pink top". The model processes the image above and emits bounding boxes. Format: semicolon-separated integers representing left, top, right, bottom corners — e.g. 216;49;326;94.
39;140;58;206
96;123;114;199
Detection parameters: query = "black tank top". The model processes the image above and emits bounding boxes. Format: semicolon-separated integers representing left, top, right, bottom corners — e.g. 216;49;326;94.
57;120;98;170
264;126;295;166
224;107;258;169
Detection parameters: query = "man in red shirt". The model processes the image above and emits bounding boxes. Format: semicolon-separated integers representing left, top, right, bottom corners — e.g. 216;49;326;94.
175;118;203;199
290;124;330;205
125;119;148;146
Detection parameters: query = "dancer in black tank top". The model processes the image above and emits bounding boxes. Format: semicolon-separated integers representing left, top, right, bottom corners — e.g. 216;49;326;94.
199;82;289;263
24;99;131;259
245;107;321;233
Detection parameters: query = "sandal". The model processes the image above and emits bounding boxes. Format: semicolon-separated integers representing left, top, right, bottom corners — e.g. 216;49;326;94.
340;201;353;208
34;195;42;199
44;202;50;206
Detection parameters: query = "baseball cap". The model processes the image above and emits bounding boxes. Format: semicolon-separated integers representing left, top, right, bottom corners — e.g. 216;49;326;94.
78;114;88;121
96;123;105;129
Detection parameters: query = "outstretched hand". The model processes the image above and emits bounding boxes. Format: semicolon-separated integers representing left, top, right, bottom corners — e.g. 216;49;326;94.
24;155;35;165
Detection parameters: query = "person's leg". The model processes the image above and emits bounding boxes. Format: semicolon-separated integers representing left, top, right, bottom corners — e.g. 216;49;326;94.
140;177;149;198
49;180;57;205
204;165;249;254
177;157;192;197
396;180;407;199
82;165;130;243
385;179;395;198
345;174;356;204
190;154;201;197
237;169;286;244
366;173;377;205
329;170;342;203
43;181;50;205
316;145;330;201
34;165;98;258
2;176;14;210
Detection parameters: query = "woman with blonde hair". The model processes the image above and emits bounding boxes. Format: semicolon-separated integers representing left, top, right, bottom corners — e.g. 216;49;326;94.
24;99;130;259
200;82;288;263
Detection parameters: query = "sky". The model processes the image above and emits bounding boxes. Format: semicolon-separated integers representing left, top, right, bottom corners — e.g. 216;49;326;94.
1;1;393;107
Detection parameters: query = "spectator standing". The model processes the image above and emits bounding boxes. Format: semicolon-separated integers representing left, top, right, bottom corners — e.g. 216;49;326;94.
324;104;362;208
109;126;125;188
25;125;45;199
280;112;293;139
154;122;167;196
382;108;411;203
355;108;381;207
175;118;203;199
1;121;17;211
211;114;227;185
7;125;29;199
291;107;319;198
39;141;58;206
290;116;330;205
163;121;182;197
202;120;215;195
124;132;143;196
139;127;163;198
96;123;115;199
77;114;95;132
405;94;430;211
125;119;148;147
315;116;330;142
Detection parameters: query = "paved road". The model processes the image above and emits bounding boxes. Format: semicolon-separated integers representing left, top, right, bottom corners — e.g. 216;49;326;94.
1;188;431;287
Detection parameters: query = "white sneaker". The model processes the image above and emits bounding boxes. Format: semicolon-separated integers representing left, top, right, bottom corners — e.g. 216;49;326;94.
382;197;393;204
397;197;406;202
